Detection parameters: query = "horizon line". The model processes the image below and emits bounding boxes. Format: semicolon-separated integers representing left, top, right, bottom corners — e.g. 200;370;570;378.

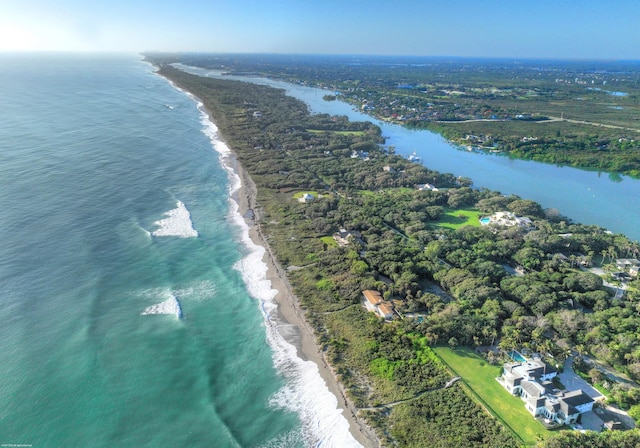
1;49;639;63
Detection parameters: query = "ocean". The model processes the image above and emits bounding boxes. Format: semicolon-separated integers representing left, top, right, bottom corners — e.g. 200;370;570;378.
0;54;359;447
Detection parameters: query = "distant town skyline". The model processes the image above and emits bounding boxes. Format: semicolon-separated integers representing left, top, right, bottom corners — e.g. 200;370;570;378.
1;0;639;60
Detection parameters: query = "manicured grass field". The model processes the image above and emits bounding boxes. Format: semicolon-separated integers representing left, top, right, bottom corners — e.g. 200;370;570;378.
435;209;483;230
434;346;549;446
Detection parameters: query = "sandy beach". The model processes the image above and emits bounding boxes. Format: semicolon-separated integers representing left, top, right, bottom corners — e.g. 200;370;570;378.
155;65;381;446
233;158;380;448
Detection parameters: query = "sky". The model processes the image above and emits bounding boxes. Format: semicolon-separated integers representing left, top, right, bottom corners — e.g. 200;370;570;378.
1;0;639;59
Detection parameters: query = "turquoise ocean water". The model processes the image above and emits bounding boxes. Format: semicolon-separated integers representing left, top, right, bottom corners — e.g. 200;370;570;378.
0;54;358;447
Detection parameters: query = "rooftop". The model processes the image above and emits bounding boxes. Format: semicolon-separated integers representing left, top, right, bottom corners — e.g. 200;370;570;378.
362;289;383;306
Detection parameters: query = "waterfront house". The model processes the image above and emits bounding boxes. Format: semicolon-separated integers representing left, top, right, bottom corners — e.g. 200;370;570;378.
615;258;640;272
363;290;382;313
362;290;394;320
498;357;594;426
377;302;394;320
480;211;533;230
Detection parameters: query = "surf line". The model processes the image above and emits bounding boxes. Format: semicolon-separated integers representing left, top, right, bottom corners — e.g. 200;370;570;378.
151;200;198;238
141;294;183;319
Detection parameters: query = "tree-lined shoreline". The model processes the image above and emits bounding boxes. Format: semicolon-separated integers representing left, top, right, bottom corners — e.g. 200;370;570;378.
165;53;640;178
151;59;640;447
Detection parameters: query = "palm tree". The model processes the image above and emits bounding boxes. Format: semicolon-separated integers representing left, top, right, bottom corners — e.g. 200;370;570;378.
482;327;498;348
498;337;516;355
574;344;587;361
538;338;553;358
586;251;595;267
601;249;609;265
631;241;640;258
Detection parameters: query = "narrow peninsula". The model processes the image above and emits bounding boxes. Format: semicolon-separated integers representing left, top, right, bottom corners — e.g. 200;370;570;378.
150;59;640;448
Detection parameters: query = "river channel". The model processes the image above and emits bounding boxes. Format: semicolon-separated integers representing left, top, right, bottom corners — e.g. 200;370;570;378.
175;64;640;241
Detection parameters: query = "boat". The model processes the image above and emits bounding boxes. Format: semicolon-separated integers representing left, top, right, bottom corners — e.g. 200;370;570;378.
407;151;421;162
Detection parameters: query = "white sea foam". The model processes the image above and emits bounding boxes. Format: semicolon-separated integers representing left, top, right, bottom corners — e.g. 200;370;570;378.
256;429;306;448
190;100;362;447
137;282;215;305
173;280;217;302
141;294;182;319
232;225;361;448
151;200;198;238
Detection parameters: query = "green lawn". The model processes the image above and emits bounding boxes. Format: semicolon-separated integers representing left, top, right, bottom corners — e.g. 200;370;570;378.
435;209;483;230
292;190;319;199
593;382;611;399
434;346;549;446
319;235;338;247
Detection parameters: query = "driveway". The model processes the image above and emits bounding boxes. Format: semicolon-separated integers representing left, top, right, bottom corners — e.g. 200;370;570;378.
558;356;604;401
579;410;604;432
582;354;640;389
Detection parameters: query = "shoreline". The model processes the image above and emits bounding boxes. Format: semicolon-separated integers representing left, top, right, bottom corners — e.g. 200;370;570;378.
232;147;381;448
160;61;640;241
155;61;382;446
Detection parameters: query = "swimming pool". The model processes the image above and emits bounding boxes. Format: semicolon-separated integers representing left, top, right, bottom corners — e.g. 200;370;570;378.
480;217;491;225
509;350;526;363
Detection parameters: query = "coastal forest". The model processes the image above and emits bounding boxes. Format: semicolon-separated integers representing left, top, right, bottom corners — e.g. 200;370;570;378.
171;54;640;178
152;60;640;447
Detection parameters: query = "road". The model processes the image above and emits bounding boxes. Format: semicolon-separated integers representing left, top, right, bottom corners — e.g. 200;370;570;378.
436;115;640;133
581;354;640;390
544;115;640;133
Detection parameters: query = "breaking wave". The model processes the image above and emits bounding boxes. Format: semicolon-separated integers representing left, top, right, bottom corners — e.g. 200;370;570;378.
196;104;362;448
151;200;198;238
141;294;183;319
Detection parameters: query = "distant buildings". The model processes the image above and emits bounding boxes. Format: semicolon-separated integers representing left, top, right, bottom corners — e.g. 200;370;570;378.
615;258;640;277
298;193;315;203
351;150;370;160
416;183;439;191
480;211;533;230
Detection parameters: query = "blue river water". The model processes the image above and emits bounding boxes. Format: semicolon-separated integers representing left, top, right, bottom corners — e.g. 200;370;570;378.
176;64;640;242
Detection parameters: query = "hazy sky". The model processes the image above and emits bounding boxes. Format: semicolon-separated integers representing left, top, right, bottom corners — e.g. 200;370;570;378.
1;0;638;59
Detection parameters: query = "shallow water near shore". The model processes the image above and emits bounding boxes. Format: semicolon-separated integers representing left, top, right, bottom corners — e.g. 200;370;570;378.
0;54;358;447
